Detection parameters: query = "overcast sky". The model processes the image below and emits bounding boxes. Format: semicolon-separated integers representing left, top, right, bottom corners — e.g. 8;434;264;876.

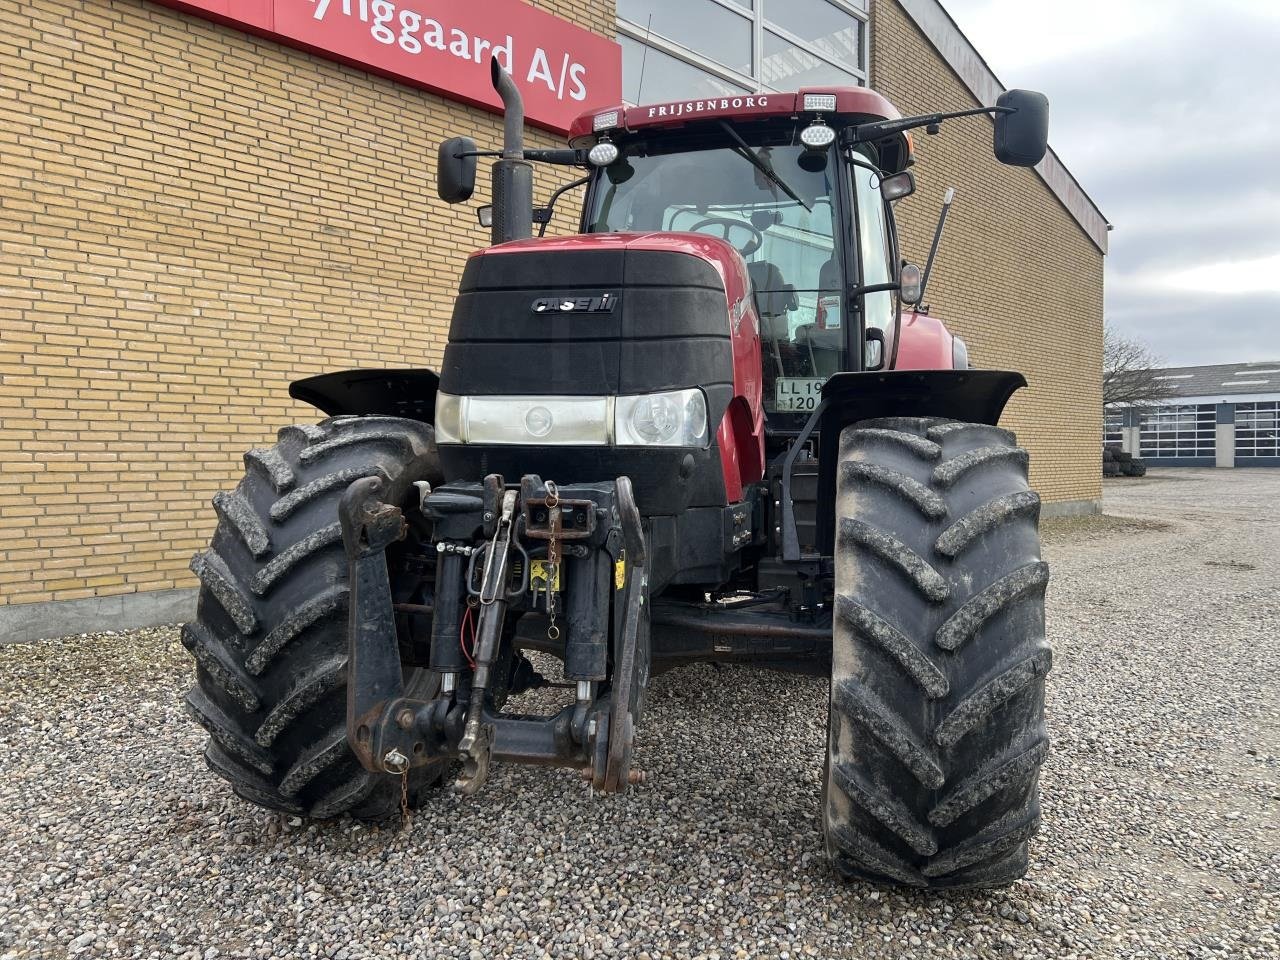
941;0;1280;366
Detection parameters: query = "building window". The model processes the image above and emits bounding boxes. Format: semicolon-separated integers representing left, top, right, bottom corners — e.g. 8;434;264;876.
618;0;868;105
1139;404;1216;459
1103;410;1123;447
1236;402;1280;459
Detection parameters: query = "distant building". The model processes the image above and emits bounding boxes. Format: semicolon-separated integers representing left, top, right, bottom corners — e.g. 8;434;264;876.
1106;362;1280;467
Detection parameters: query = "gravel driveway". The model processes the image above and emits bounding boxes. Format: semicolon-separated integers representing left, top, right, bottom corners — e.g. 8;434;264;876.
1;468;1277;959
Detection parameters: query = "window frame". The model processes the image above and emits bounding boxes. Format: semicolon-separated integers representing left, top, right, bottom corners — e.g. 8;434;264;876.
617;0;869;104
1138;404;1217;460
1235;401;1280;459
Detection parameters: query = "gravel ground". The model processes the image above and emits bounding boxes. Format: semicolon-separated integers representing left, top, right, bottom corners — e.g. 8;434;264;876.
1;467;1277;959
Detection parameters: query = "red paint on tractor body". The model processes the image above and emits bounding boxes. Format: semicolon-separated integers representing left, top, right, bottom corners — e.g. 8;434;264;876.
893;311;958;370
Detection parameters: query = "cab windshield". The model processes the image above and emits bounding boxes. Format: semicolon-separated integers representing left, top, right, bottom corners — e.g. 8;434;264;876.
587;142;845;416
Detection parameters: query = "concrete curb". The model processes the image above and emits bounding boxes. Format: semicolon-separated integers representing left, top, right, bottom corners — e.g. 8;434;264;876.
0;588;197;645
1041;498;1101;519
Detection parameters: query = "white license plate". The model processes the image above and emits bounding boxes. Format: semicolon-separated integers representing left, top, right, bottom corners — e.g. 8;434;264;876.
775;378;824;412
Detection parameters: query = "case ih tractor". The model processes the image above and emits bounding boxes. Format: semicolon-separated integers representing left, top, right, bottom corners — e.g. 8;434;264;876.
182;62;1053;889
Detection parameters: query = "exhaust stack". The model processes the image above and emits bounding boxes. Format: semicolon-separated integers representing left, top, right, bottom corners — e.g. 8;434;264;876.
489;58;533;246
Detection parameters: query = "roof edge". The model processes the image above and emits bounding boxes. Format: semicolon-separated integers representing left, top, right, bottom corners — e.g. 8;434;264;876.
893;0;1110;254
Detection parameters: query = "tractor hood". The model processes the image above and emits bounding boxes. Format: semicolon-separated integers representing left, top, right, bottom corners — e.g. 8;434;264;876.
437;233;753;511
441;232;750;400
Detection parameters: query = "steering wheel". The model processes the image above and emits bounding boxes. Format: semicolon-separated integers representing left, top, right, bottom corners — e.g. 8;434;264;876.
687;216;764;257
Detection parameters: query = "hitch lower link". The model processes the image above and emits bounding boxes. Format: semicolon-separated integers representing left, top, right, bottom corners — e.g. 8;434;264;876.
338;473;649;796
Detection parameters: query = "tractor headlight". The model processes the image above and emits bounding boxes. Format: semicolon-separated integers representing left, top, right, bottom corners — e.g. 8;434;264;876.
434;388;709;447
434;394;609;445
615;388;708;447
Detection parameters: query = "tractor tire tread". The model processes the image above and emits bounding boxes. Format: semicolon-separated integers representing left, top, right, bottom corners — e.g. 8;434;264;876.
935;491;1040;558
254;654;347;748
932;445;1029;488
212;491;271;559
827;418;1050;890
838;518;950;603
180;622;260;713
834;595;949;698
182;416;444;819
831;678;946;789
839;462;947;519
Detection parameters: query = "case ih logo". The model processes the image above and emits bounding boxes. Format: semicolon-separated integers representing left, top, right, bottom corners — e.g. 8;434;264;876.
532;294;618;314
152;0;621;134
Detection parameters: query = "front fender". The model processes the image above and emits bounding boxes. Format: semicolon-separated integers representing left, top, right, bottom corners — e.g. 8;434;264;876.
290;368;439;422
819;369;1026;432
803;370;1026;559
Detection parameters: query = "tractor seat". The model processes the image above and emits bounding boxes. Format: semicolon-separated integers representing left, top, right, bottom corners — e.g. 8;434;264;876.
747;261;798;341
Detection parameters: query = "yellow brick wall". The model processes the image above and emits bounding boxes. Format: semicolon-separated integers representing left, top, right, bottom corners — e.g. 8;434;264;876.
1;0;1102;610
871;0;1105;506
0;0;614;606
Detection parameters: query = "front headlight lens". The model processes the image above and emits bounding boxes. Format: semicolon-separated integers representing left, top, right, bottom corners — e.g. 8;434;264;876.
615;388;708;447
434;393;609;445
435;391;463;444
628;394;680;443
434;389;709;447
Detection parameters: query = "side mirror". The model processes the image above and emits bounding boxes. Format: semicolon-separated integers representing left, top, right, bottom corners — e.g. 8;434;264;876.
476;205;493;229
880;171;916;201
993;89;1049;167
899;262;923;305
438;136;478;203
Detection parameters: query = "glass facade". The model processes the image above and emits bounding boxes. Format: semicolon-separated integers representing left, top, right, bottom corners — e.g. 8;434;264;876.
1104;410;1123;447
1236;402;1280;459
618;0;868;104
1139;404;1216;460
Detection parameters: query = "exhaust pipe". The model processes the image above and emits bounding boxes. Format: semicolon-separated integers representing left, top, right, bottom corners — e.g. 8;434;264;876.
489;57;533;245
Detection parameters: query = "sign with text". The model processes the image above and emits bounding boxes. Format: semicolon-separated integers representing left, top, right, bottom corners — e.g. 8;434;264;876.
155;0;621;134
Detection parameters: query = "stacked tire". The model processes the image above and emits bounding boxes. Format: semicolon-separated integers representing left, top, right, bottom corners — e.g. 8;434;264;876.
1103;445;1146;478
1102;447;1121;477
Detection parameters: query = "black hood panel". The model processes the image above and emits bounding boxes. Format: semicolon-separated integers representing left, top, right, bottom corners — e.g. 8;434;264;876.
441;247;734;398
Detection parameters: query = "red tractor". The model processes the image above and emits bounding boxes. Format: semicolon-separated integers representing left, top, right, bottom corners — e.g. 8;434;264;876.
183;62;1052;889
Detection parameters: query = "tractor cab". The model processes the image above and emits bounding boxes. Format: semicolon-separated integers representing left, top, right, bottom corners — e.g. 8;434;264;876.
569;91;916;428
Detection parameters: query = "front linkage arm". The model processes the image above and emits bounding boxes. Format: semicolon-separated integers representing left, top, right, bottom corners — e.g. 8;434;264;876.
339;475;448;774
338;472;650;793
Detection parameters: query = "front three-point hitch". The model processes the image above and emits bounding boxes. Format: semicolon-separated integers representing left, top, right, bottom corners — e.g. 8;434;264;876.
338;471;650;795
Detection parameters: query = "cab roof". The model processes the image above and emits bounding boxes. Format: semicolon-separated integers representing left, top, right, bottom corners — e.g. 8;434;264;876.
568;87;912;172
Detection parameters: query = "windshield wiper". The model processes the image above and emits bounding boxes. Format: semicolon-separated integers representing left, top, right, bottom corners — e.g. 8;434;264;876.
718;120;811;212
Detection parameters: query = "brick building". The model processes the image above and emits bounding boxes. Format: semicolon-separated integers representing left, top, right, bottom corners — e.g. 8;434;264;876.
0;0;1107;641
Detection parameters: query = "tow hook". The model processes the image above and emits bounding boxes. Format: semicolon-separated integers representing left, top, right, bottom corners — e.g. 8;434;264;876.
453;488;518;795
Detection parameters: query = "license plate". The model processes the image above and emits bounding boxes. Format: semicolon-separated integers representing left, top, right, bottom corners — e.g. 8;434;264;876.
775;377;824;412
530;559;562;592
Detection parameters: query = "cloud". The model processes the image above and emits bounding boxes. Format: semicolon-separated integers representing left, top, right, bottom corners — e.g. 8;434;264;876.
1104;289;1280;367
1137;252;1280;296
943;0;1280;363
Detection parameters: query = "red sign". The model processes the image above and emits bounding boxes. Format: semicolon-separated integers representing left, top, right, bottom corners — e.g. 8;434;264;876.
154;0;621;134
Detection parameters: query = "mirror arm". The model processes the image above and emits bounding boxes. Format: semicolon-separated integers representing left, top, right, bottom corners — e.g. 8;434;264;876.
455;148;587;165
851;105;1014;143
847;280;901;298
537;175;591;237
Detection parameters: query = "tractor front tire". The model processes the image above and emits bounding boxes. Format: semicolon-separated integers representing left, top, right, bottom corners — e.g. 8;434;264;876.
183;416;446;819
824;417;1050;888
